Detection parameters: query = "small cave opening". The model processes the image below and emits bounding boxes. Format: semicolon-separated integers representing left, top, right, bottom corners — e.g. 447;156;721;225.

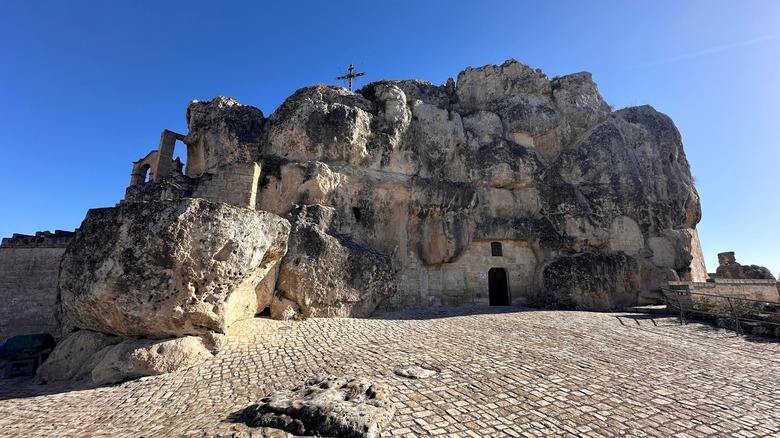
256;306;271;317
352;207;362;223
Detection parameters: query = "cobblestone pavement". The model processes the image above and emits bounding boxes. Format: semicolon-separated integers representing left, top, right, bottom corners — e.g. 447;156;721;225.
1;306;779;437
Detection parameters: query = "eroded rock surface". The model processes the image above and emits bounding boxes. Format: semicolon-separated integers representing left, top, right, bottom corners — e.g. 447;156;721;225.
394;365;438;379
236;375;395;438
36;330;121;383
183;96;265;177
60;198;290;337
541;253;640;310
36;330;213;385
274;205;396;319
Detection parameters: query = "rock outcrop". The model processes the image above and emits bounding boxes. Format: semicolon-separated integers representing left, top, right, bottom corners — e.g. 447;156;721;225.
273;205;396;319
714;252;776;280
250;59;702;309
183;96;265;177
60;198;290;338
117;58;705;315
236;375;395;438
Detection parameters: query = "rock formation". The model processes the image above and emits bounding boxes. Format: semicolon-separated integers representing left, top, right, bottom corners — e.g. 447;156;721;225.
714;251;776;280
38;58;708;385
236;375;395;438
114;58;705;315
252;59;703;310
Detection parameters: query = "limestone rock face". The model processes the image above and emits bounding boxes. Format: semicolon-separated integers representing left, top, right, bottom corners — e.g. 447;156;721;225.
274;205;396;318
91;336;213;385
137;58;706;312
236;375;395;438
551;72;611;141
60;199;290;337
183;96;265;177
541;253;640;310
715;252;776;280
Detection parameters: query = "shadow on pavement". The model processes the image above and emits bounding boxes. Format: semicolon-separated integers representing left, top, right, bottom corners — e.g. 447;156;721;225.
370;304;530;321
0;375;97;402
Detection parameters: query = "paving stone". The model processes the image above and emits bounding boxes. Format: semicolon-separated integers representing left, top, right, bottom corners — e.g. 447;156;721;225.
0;307;778;437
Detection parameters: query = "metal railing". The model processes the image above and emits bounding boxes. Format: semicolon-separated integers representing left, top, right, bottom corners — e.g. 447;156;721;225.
661;286;780;336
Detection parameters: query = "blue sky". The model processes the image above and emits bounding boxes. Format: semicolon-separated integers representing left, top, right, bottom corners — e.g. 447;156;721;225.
1;1;778;276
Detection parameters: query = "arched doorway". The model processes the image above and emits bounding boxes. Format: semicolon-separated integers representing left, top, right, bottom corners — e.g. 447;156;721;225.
488;268;509;305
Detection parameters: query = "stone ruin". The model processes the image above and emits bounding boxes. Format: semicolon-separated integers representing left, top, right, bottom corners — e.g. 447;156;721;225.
713;251;776;280
2;59;715;385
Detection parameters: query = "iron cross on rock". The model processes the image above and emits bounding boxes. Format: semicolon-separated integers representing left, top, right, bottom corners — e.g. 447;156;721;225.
336;63;365;91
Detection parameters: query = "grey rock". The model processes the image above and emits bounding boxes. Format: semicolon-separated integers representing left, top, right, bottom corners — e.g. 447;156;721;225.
236;375;395;438
551;71;612;141
394;365;438;379
541;252;640;310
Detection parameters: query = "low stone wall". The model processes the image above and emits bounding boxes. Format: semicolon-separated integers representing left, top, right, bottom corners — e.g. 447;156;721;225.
193;162;260;208
0;234;73;341
667;279;780;302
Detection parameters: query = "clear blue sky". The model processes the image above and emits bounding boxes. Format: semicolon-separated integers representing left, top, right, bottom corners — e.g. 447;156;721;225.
1;1;778;276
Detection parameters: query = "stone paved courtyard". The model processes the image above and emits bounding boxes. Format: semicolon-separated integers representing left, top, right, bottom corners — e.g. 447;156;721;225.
1;306;779;437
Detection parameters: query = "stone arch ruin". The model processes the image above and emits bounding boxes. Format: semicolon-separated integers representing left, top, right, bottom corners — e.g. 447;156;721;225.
129;129;185;186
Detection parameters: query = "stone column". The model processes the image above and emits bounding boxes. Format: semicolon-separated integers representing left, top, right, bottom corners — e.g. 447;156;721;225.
153;130;179;181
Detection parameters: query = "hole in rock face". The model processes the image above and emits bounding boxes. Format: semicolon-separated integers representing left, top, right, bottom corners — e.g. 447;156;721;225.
352;207;362;223
256;307;271;317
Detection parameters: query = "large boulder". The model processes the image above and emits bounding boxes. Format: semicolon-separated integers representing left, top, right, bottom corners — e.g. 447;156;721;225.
274;205;396;318
35;330;121;383
60;198;290;338
91;336;213;385
36;331;213;385
261;85;375;166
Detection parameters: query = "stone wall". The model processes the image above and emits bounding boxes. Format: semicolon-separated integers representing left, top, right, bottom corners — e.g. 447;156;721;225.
392;240;538;307
193;162;261;208
668;279;780;302
0;231;74;341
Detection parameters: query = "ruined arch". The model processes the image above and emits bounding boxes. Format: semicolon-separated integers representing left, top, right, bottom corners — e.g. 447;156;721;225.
129;151;159;186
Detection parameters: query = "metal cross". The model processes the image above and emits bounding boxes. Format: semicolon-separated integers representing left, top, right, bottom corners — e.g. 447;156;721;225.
336;63;365;91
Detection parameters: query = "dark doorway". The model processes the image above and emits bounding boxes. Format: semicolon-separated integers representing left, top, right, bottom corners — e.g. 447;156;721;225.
488;268;509;305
